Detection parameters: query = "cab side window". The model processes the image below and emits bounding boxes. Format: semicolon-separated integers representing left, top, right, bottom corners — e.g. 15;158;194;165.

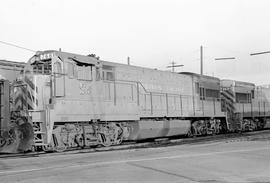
102;65;115;81
53;62;62;77
195;82;199;94
77;65;92;81
96;67;101;81
199;87;205;100
67;62;77;78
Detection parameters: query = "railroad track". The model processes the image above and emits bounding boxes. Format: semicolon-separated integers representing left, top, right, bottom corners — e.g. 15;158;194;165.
1;129;269;159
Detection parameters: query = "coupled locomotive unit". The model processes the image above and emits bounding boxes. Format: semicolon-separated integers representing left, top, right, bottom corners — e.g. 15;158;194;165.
221;80;270;131
0;50;270;153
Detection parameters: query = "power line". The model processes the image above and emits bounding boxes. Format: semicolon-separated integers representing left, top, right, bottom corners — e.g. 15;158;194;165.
0;40;36;53
250;51;270;56
215;57;236;61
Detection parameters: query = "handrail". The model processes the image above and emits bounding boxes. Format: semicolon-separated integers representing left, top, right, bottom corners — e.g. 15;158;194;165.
28;109;45;112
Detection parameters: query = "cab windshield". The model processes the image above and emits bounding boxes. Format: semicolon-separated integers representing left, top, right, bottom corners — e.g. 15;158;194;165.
32;59;52;75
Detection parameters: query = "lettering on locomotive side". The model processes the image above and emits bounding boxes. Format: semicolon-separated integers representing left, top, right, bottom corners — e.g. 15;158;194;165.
39;52;55;60
144;83;162;91
79;82;92;95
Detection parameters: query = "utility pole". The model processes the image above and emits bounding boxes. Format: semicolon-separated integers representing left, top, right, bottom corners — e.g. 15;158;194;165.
127;56;130;65
200;45;203;75
167;61;184;72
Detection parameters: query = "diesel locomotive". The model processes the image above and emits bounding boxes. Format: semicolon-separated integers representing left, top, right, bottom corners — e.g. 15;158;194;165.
0;50;270;153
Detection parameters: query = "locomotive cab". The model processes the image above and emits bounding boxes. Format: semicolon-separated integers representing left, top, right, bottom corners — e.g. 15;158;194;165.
23;51;98;110
17;51;100;149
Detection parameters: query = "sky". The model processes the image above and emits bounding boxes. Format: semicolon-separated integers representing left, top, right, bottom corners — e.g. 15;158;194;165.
1;0;270;85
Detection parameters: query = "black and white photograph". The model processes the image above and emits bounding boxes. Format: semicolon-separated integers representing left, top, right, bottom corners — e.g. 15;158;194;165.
1;0;270;182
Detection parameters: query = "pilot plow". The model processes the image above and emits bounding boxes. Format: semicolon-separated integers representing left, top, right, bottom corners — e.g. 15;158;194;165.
0;119;34;153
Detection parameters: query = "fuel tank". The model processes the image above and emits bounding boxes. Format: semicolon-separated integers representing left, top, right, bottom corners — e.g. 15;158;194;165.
127;119;191;140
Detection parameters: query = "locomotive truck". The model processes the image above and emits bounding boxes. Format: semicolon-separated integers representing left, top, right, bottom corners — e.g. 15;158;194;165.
0;50;270;153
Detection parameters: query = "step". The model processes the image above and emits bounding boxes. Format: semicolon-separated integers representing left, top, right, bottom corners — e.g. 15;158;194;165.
34;143;47;146
34;140;44;143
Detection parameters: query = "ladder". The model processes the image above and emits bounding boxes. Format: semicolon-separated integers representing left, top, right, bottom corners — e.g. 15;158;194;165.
29;110;47;146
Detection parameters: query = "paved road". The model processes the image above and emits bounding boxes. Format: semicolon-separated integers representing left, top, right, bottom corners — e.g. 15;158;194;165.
0;139;270;183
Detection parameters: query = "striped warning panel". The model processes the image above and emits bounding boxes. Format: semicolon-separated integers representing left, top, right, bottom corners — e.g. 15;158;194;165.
221;88;239;131
221;88;235;113
13;76;38;111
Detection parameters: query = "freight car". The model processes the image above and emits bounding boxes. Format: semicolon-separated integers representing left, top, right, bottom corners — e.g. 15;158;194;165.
0;59;26;136
0;79;10;140
0;60;31;152
0;60;25;81
0;50;270;153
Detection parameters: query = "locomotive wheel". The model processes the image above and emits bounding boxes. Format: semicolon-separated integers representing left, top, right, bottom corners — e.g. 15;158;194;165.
0;137;6;147
115;136;123;145
186;128;193;138
74;134;84;147
99;133;112;147
54;145;67;152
